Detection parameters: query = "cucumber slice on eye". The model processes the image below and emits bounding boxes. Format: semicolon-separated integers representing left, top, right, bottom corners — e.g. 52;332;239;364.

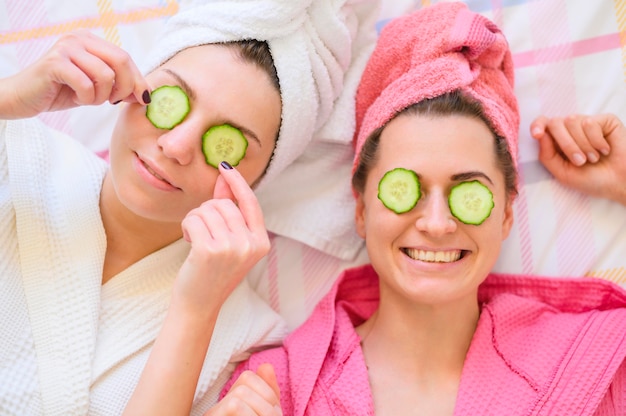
145;85;190;129
377;168;421;214
201;124;248;168
448;181;494;225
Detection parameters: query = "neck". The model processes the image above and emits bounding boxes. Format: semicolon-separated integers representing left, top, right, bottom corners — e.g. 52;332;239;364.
99;173;183;284
356;286;480;416
357;291;479;382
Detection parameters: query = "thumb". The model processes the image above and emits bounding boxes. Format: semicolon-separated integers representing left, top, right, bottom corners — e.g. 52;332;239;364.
256;363;280;403
212;173;235;201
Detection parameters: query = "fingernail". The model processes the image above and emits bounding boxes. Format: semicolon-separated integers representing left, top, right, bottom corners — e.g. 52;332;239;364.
531;127;542;137
572;153;586;166
220;161;233;170
274;405;283;416
112;100;122;105
601;147;610;156
142;90;151;105
587;152;599;163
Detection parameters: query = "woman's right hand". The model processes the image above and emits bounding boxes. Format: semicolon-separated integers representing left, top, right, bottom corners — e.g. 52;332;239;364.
205;363;282;416
0;30;150;119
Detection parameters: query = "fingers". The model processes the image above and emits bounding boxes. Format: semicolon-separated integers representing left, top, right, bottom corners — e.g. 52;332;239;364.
65;48;116;105
215;368;281;416
182;199;250;244
215;162;267;233
51;30;150;106
581;115;611;156
185;162;266;241
529;115;549;138
80;31;151;104
178;199;269;308
213;170;236;202
587;113;623;148
531;114;610;166
530;112;626;205
256;363;280;403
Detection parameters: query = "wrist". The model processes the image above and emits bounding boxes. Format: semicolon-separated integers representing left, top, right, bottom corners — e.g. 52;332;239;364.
0;74;30;120
168;293;221;328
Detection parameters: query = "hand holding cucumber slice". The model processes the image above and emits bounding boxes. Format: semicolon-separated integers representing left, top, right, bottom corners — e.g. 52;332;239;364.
146;85;190;129
448;180;494;225
202;124;248;168
377;168;421;214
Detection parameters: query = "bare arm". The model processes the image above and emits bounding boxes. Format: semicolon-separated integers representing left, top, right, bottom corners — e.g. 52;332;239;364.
123;163;279;415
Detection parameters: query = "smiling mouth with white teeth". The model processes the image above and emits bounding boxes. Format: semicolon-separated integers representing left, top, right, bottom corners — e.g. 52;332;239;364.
402;248;464;263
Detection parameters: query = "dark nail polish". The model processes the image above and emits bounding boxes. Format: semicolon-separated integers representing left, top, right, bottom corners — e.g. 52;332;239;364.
142;90;151;104
220;161;233;170
112;100;122;105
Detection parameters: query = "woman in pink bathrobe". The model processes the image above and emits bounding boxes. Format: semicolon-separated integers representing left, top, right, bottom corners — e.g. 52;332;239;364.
221;2;626;415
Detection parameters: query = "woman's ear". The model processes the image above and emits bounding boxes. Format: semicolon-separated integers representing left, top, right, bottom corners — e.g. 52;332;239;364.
501;197;515;240
355;194;366;239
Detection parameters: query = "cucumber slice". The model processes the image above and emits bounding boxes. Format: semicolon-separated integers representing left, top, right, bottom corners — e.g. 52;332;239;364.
448;181;494;225
377;168;421;214
146;85;190;129
202;124;248;168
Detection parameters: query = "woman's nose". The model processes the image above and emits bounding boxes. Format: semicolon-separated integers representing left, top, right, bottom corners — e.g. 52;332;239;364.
156;123;199;165
414;191;457;236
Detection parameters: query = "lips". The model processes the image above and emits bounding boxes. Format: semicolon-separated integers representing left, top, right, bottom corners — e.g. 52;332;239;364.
134;153;180;190
142;159;168;183
402;248;463;263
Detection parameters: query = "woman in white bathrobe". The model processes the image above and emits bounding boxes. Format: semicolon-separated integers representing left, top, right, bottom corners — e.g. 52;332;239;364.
0;28;288;416
0;0;380;414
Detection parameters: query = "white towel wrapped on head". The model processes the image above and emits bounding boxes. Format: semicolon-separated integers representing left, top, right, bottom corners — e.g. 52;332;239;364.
143;0;379;260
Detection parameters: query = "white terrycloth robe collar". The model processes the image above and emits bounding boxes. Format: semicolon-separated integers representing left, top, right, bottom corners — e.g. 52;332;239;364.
5;118;108;415
3;119;287;415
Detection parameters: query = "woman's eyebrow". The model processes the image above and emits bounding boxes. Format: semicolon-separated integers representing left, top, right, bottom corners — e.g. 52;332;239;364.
162;68;196;101
451;171;494;185
227;122;262;147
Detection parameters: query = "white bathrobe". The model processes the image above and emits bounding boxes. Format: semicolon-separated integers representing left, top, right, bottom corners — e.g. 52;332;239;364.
0;118;288;416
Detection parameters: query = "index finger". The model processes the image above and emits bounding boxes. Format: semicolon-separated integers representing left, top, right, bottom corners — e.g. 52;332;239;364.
217;162;266;231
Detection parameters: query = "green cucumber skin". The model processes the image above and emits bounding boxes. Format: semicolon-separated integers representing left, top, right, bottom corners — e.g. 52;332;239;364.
376;169;493;225
377;168;421;214
448;180;494;225
201;124;248;168
146;85;190;130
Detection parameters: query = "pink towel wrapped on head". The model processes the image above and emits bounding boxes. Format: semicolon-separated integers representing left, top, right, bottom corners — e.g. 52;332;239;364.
353;1;519;169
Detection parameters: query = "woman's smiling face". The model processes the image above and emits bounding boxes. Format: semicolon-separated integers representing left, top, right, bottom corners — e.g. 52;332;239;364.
355;112;514;307
108;43;281;224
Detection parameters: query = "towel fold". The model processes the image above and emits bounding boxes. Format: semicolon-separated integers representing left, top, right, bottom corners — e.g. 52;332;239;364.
144;0;380;260
353;2;519;170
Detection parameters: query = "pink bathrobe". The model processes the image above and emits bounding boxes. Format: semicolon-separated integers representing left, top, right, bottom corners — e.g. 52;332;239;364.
223;264;626;415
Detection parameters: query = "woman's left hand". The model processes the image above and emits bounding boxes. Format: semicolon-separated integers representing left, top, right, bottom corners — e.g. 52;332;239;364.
177;162;270;313
531;113;626;206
